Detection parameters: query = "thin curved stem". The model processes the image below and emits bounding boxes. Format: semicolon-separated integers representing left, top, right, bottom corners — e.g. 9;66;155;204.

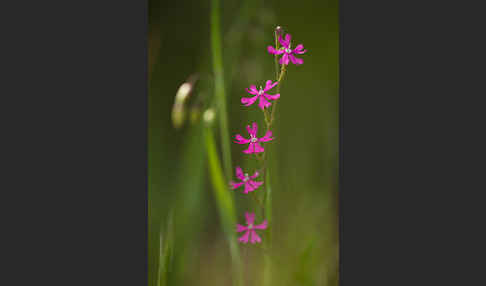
210;0;232;180
269;64;287;128
205;126;243;286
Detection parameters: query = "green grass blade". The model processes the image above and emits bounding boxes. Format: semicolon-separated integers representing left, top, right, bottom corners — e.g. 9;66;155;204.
157;210;174;286
263;170;272;286
264;171;272;241
210;0;232;180
205;126;243;286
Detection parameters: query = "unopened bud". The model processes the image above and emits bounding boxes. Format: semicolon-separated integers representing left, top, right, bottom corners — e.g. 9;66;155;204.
275;26;283;36
171;102;185;129
176;83;192;103
203;108;216;125
172;81;195;129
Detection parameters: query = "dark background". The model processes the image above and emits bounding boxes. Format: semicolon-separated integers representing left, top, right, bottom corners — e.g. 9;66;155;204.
3;0;484;285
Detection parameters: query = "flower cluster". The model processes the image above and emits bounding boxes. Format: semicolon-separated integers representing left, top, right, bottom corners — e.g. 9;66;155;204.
231;29;306;244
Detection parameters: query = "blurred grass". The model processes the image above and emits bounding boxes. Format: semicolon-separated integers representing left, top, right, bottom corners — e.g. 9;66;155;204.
157;210;173;286
210;0;233;180
205;124;243;286
149;0;338;285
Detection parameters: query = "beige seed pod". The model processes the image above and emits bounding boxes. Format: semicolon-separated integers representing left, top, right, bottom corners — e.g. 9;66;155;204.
171;74;198;129
202;108;216;125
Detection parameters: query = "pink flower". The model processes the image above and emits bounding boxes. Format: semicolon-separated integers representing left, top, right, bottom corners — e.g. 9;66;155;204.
230;166;263;194
234;122;273;154
241;80;280;110
267;33;307;65
237;212;267;244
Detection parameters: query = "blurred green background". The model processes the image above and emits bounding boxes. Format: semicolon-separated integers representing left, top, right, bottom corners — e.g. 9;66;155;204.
149;0;338;285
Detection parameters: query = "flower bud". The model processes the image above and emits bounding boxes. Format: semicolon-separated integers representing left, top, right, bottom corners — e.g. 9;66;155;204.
171;75;198;129
275;26;283;37
203;108;216;125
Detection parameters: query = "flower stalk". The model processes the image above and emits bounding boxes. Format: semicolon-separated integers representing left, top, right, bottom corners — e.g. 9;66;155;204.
231;26;307;245
227;24;306;285
205;118;244;286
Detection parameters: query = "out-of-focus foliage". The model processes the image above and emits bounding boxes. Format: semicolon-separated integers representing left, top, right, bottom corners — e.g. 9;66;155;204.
149;0;338;285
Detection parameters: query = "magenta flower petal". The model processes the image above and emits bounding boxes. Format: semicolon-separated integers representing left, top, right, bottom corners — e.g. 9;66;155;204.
243;81;279;110
245;212;255;225
236;213;266;244
231;167;262;193
289;54;304;65
245;87;258;95
246;124;252;136
239;230;250;243
250;230;262;244
249;85;259;93
293;44;303;51
235;166;245;180
252;122;258;135
253;220;268;230
234;122;272;154
263;93;280;101
243;142;264;154
230;181;244;189
284;34;291;44
279;34;291;48
246;122;257;136
241;95;258;106
264;80;278;91
267;45;284;55
279;53;290;65
264;80;272;90
244;182;255;194
293;44;307;54
250;171;259;179
236;224;248;232
272;33;306;66
259;130;274;142
253;142;265;153
278;35;287;47
242;144;254;154
258;96;272;110
234;134;250;144
249;180;263;190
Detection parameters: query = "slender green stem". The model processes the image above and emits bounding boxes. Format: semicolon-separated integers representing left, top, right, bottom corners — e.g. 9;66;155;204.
261;28;287;286
270;64;287;127
274;31;280;80
263;108;270;126
250;190;264;208
210;0;232;180
205;127;243;286
261;167;273;286
264;171;272;238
